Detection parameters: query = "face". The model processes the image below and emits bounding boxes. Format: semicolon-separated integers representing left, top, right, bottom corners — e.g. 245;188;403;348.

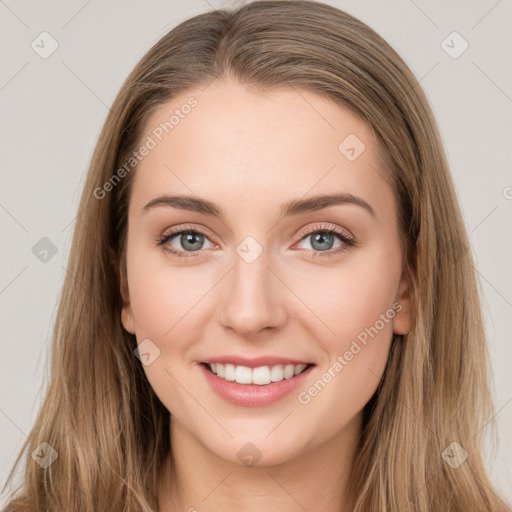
120;78;412;466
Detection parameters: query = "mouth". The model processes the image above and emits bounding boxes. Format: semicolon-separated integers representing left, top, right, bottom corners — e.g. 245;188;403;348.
199;360;316;407
201;361;315;386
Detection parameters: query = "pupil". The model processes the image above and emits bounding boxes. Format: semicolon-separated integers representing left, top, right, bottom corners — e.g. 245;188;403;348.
182;232;203;251
312;232;333;251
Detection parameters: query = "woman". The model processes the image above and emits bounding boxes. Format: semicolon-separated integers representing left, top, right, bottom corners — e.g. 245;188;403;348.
3;1;510;510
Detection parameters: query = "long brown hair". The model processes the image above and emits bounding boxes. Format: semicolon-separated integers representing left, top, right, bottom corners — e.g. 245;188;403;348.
3;1;509;510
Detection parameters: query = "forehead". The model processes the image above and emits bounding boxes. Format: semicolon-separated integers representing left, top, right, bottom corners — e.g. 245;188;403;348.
129;78;393;221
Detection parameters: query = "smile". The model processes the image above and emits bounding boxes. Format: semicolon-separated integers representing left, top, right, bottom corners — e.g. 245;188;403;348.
199;360;316;407
205;362;310;385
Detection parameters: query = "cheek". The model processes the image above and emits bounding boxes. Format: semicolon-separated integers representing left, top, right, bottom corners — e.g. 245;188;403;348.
291;245;401;412
127;241;210;340
294;246;402;351
126;249;211;412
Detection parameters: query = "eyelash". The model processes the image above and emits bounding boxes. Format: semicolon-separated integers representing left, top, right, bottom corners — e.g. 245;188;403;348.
155;223;356;259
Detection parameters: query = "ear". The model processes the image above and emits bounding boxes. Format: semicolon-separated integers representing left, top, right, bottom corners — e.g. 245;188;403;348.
392;264;413;335
120;280;136;335
109;247;136;335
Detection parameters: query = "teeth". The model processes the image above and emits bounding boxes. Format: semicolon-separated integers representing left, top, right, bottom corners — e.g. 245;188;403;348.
235;365;253;384
224;363;236;381
294;363;307;375
252;366;271;385
270;365;284;382
207;362;309;385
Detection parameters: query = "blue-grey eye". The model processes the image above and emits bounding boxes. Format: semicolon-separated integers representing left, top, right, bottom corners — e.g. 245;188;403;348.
309;232;336;251
173;231;208;252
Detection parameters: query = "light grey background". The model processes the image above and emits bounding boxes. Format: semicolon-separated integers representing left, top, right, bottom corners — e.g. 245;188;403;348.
1;0;511;505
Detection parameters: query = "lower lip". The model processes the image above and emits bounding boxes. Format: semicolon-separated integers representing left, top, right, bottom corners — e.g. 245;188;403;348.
199;363;315;407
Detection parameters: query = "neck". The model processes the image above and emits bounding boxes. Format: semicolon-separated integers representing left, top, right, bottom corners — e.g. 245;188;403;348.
158;413;362;512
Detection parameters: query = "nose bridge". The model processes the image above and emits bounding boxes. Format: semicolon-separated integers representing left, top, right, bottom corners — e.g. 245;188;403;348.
217;237;287;335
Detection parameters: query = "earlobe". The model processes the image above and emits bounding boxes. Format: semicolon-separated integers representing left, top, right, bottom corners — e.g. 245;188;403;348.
121;307;136;334
392;265;414;335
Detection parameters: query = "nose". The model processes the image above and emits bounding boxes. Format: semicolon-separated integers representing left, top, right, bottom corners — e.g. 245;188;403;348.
216;247;288;338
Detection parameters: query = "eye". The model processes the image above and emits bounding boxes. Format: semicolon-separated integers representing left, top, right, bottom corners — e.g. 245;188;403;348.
294;224;355;258
156;224;216;258
156;223;356;259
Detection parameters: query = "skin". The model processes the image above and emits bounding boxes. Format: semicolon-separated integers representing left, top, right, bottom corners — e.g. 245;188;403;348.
120;78;412;511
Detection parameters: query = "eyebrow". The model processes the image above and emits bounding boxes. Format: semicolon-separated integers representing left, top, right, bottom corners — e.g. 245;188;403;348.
141;193;376;218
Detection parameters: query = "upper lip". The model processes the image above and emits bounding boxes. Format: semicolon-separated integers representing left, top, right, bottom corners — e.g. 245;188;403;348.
201;356;314;368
